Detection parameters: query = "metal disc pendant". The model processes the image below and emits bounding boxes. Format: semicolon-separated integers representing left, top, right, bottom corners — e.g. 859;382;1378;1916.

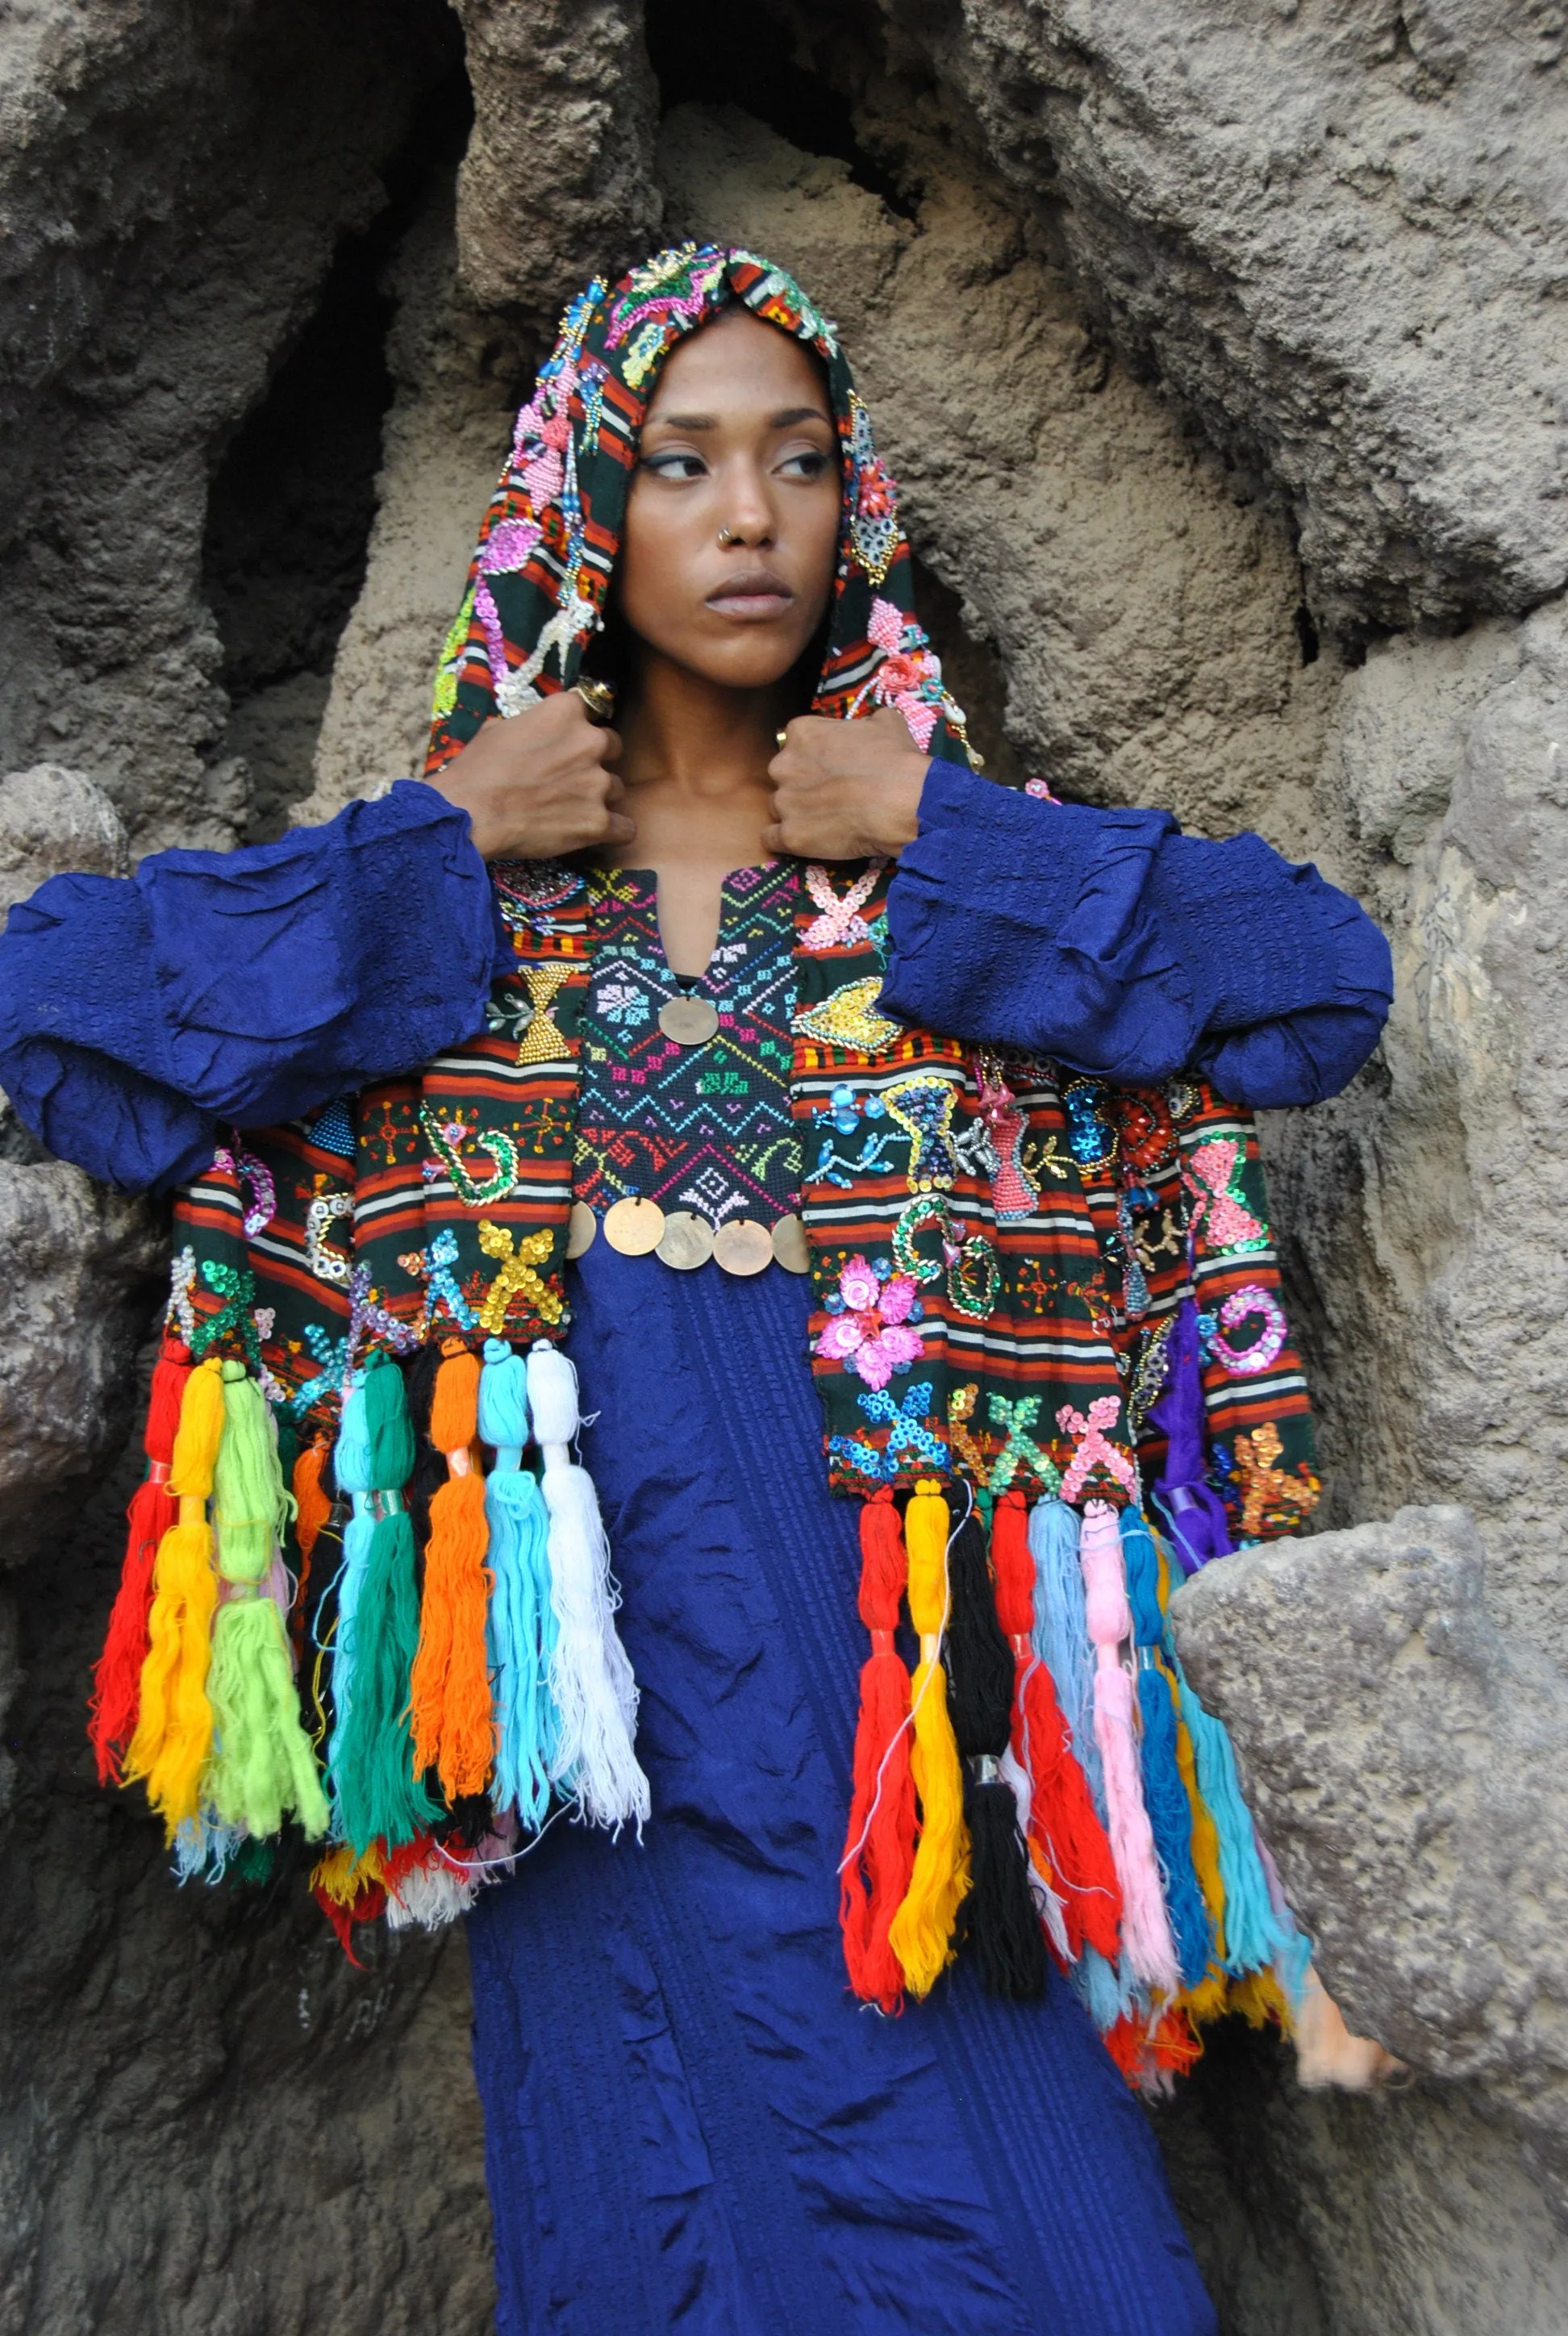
770;1213;810;1274
659;995;719;1046
603;1195;665;1256
565;1200;598;1259
713;1218;774;1278
656;1211;715;1271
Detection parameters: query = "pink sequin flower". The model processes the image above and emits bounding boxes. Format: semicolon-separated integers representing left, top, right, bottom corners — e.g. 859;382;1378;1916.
815;1253;925;1390
857;457;895;519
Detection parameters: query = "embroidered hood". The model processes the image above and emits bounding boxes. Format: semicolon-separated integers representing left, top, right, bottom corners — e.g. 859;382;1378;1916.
423;244;971;775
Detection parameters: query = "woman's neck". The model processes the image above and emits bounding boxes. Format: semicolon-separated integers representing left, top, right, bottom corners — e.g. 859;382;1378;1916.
610;651;792;979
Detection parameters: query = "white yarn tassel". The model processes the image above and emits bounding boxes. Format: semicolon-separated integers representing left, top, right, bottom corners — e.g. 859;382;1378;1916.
526;1342;650;1834
385;1845;480;1931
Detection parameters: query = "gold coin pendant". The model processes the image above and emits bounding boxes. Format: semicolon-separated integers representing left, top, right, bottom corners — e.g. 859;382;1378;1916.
565;1200;598;1260
713;1218;774;1278
603;1195;665;1257
656;1211;716;1270
769;1213;811;1274
658;995;720;1046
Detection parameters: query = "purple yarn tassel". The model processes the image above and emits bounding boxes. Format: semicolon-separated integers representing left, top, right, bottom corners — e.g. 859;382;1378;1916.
1149;1297;1234;1575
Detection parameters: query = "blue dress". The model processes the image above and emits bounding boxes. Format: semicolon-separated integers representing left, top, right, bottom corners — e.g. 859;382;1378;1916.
473;1239;1215;2334
0;765;1392;2334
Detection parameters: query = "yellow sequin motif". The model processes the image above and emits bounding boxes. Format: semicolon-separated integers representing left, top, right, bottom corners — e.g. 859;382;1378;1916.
793;976;902;1055
477;1219;563;1333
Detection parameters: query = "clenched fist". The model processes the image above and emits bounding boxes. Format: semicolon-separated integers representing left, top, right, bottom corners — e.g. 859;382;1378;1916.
429;690;634;861
763;707;930;861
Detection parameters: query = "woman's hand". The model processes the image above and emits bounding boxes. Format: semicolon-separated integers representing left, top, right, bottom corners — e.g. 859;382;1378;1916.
763;707;930;860
428;692;635;861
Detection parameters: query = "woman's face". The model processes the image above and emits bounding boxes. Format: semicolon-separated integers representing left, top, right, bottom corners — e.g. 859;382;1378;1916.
617;308;841;692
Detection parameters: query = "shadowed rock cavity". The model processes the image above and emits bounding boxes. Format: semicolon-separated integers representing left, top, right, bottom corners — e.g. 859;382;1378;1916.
5;2;1568;2331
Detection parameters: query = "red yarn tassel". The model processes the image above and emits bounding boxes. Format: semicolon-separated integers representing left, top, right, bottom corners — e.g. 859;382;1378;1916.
992;1490;1123;1964
88;1337;191;1786
840;1490;918;2013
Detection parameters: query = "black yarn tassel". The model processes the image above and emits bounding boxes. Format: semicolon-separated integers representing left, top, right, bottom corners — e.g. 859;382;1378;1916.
945;1513;1046;2000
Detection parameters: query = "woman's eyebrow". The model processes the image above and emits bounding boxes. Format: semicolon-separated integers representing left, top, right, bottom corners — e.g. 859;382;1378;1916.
644;405;832;432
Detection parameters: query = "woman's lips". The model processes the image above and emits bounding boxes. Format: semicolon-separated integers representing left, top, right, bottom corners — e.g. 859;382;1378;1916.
705;572;794;622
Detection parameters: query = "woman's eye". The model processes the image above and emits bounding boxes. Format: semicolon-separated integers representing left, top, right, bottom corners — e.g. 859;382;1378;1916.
642;449;708;480
779;448;832;481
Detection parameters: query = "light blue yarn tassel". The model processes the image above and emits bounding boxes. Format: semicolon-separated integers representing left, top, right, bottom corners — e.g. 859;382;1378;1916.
1174;1659;1307;1991
1028;1499;1105;1817
1070;1943;1144;2033
479;1337;558;1829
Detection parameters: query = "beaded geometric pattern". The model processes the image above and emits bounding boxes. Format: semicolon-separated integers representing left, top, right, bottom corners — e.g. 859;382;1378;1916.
575;863;803;1228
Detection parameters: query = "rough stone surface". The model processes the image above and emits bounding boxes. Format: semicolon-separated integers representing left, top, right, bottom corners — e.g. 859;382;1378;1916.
1266;599;1568;1663
452;0;662;323
0;0;456;853
298;175;519;826
1171;1508;1568;2216
6;2;1568;2330
794;0;1568;636
0;771;163;1569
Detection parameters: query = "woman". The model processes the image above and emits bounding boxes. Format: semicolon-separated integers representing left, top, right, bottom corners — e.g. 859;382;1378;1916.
0;247;1392;2334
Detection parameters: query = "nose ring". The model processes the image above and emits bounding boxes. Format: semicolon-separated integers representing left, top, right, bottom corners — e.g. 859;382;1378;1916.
718;526;737;546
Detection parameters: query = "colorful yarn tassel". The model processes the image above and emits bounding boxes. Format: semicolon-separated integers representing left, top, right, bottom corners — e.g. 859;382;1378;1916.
478;1337;557;1829
124;1356;227;1834
840;1487;918;2012
329;1350;438;1854
887;1479;969;1998
992;1491;1122;1965
1120;1508;1214;1990
527;1341;648;1833
1149;1298;1234;1573
946;1506;1045;1998
410;1343;496;1800
1174;1660;1299;1981
90;1336;191;1785
1028;1497;1106;1816
1078;1501;1180;1997
202;1362;328;1839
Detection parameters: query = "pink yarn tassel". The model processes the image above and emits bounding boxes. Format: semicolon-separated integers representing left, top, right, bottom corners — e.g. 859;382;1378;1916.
1079;1502;1181;1996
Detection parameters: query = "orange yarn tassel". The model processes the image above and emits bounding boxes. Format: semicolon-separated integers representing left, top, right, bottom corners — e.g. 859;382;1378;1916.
840;1489;917;2012
991;1490;1122;1964
89;1337;191;1784
409;1345;495;1799
292;1441;331;1563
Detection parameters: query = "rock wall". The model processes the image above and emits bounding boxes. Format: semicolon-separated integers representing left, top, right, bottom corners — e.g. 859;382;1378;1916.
4;2;1568;2332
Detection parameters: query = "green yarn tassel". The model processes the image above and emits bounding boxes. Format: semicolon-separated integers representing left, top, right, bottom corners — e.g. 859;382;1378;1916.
213;1361;294;1583
206;1598;330;1838
202;1359;327;1838
332;1353;440;1856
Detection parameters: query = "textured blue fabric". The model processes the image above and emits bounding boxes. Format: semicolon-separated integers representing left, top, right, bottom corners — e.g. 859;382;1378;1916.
468;1239;1217;2336
0;781;503;1191
885;760;1393;1106
0;766;1390;1192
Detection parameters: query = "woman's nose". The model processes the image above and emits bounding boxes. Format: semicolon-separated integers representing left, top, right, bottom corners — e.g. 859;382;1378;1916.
714;464;776;547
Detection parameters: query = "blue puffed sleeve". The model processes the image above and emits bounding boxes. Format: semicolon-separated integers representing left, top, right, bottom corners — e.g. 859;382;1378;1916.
882;761;1392;1106
0;780;506;1191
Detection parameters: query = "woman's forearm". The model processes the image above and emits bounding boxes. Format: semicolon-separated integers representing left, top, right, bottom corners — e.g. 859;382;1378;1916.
0;781;503;1190
882;760;1392;1103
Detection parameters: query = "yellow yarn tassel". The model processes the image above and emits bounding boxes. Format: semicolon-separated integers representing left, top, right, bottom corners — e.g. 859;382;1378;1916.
123;1356;227;1835
1229;1966;1295;2037
887;1479;970;1997
1172;1662;1230;2024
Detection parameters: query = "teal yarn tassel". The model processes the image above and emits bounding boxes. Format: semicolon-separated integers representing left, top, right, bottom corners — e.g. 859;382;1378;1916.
1174;1660;1299;1979
329;1352;438;1854
479;1337;557;1829
1028;1499;1105;1817
1121;1509;1214;1990
326;1374;373;1809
